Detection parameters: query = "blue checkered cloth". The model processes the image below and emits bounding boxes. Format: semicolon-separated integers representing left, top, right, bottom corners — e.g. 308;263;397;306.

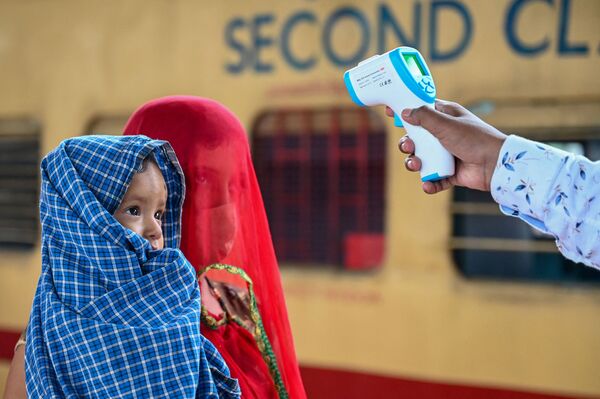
25;135;240;398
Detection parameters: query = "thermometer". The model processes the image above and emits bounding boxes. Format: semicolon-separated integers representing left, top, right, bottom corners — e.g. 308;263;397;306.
344;47;454;182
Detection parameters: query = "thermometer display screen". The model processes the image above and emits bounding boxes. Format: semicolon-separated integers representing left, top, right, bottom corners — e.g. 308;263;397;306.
403;54;427;77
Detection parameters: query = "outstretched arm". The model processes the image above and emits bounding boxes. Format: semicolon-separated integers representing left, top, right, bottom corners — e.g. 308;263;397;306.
391;100;600;270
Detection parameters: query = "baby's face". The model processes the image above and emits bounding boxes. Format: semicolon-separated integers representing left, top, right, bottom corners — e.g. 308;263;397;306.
114;160;167;250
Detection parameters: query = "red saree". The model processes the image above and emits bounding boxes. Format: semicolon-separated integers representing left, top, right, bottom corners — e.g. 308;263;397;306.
124;96;306;399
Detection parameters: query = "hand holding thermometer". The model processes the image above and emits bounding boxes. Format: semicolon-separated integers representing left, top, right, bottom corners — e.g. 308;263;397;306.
344;47;455;182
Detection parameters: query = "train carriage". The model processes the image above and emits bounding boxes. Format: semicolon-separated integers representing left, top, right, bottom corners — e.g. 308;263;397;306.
0;1;599;397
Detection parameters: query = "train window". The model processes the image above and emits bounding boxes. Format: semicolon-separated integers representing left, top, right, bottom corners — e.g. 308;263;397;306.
0;119;41;249
252;108;386;270
452;135;600;283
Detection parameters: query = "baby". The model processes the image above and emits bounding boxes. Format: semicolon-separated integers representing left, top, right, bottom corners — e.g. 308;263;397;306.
19;135;239;399
5;156;168;399
113;156;167;251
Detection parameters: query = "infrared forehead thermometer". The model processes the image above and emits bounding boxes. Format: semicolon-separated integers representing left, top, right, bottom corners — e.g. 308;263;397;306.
344;47;454;182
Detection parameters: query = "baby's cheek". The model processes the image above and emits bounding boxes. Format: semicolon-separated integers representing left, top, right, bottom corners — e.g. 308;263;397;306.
116;217;147;240
115;214;133;231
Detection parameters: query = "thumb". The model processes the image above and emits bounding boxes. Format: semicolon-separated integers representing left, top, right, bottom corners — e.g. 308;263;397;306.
400;105;465;157
400;105;453;139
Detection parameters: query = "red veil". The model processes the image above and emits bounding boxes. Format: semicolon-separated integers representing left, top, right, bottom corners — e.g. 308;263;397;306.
124;96;306;399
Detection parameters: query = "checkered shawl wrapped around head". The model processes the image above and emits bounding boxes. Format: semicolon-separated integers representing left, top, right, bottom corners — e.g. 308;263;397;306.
25;135;240;398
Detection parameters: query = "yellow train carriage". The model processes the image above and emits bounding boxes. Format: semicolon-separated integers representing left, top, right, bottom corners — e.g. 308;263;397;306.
1;0;599;397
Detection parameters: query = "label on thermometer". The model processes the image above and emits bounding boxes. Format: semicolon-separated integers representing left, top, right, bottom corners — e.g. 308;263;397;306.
355;64;391;90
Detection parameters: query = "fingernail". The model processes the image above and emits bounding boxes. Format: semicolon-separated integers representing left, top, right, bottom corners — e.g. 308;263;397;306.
401;109;412;118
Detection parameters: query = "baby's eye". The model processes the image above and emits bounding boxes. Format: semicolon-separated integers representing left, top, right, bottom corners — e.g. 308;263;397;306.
154;211;164;222
126;207;140;216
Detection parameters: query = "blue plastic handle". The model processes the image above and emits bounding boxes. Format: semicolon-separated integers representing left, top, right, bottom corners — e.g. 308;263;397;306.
393;113;403;127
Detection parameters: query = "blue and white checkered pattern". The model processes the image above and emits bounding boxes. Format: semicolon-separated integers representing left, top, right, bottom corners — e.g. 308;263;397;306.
26;135;240;398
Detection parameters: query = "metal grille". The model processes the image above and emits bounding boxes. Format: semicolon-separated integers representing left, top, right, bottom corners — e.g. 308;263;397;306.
252;108;386;269
0;119;41;248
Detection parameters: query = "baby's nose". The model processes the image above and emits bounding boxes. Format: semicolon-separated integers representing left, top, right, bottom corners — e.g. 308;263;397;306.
144;219;163;249
149;237;162;250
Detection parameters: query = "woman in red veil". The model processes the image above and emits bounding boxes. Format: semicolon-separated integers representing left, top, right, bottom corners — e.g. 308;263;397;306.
124;96;306;399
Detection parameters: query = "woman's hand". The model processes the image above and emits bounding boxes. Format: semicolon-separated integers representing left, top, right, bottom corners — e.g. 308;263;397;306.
388;100;507;194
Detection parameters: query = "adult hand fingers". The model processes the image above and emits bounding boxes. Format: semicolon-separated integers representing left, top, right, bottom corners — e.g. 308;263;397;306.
434;99;468;117
398;135;415;154
404;155;421;172
422;178;453;194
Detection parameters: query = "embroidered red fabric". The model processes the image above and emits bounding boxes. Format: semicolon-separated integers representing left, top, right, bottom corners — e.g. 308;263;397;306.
124;96;306;399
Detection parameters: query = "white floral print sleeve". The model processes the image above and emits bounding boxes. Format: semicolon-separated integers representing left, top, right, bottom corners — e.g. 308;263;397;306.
491;135;600;270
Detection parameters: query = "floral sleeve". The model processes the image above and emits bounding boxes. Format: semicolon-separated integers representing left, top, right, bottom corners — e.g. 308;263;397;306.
491;135;600;270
